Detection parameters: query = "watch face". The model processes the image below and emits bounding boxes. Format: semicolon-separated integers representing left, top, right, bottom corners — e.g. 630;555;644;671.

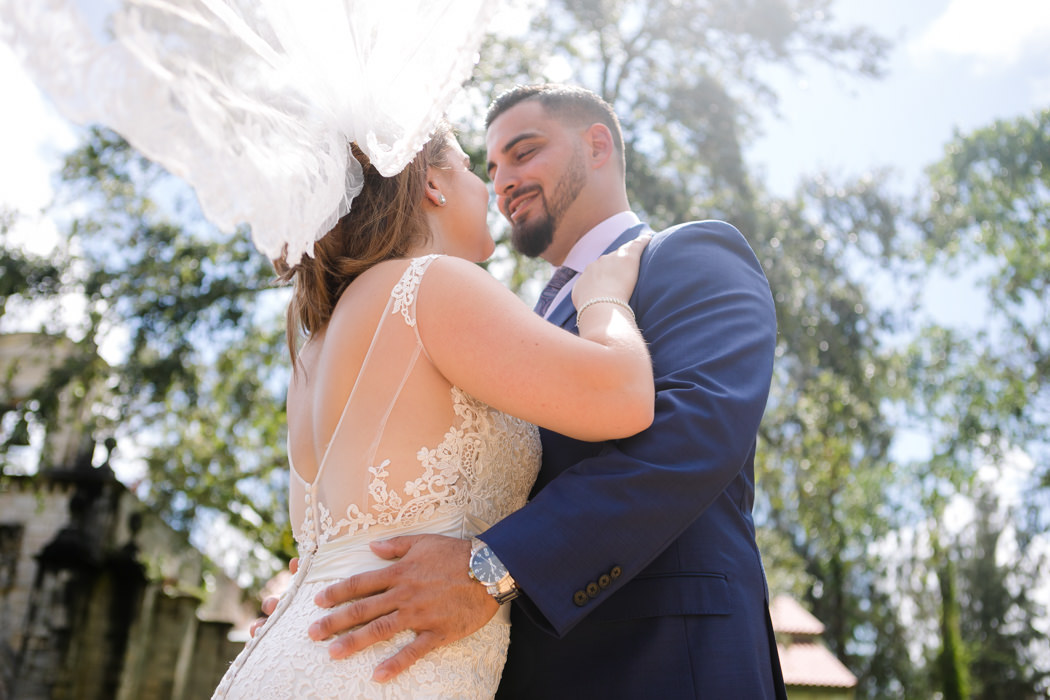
470;545;509;586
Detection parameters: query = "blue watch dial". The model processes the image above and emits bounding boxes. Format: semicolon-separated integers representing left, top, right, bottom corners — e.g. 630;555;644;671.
470;545;509;586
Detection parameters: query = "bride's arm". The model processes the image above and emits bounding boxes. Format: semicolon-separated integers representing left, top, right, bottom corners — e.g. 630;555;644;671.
416;237;654;441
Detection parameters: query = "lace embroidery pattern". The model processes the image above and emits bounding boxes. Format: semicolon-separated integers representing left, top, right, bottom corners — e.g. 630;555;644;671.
390;254;439;327
213;579;510;700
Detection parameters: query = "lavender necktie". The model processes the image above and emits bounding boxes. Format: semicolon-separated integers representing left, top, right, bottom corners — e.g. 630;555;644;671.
533;266;577;317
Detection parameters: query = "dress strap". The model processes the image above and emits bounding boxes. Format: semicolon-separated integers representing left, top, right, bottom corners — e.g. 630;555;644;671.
391;254;441;328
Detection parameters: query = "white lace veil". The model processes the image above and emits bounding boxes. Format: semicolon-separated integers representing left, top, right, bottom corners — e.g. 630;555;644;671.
0;0;499;264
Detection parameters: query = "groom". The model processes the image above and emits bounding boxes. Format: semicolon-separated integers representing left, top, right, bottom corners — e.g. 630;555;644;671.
309;84;787;698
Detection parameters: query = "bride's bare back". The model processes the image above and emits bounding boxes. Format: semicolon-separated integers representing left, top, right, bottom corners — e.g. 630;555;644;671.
286;255;541;545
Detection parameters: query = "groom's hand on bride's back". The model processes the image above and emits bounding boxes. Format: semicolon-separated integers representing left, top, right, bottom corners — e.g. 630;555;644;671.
308;534;499;682
248;557;299;638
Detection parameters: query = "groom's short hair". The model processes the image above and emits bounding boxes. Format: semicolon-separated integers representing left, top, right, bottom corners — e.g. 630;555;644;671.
485;84;625;171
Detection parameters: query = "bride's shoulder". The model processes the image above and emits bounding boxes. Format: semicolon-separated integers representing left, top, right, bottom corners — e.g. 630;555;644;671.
417;254;501;290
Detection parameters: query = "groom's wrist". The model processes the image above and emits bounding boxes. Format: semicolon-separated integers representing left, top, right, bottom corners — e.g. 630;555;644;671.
467;538;520;605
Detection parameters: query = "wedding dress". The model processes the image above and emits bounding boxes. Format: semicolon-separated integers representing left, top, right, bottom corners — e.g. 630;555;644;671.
212;255;541;700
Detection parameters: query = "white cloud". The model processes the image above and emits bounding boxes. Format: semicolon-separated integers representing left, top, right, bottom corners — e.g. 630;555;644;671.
911;0;1050;66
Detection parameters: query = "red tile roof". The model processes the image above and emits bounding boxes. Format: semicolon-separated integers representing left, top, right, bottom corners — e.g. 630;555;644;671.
770;595;858;689
770;594;826;636
776;642;858;688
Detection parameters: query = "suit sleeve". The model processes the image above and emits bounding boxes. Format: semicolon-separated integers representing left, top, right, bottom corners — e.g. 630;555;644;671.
480;220;777;637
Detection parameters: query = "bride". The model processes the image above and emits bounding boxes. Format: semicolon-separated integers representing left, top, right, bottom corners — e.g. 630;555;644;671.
211;122;653;698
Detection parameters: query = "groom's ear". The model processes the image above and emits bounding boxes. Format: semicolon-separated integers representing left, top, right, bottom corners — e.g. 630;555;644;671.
583;123;615;170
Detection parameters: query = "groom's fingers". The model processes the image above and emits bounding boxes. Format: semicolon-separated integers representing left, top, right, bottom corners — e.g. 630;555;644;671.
369;534;421;559
313;536;420;612
372;631;440;683
314;566;390;610
327;610;406;661
308;534;496;678
309;585;396;642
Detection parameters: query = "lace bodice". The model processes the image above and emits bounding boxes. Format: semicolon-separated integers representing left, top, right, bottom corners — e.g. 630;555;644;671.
289;255;541;556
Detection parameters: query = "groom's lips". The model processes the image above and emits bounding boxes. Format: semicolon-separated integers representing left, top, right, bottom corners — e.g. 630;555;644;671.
507;189;540;222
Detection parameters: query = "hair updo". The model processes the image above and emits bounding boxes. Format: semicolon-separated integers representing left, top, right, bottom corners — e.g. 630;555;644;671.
275;121;454;364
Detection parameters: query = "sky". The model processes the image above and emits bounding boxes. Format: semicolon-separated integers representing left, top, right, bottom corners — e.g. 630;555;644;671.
747;0;1050;197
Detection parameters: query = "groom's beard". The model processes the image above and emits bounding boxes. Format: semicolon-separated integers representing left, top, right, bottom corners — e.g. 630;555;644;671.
510;147;586;258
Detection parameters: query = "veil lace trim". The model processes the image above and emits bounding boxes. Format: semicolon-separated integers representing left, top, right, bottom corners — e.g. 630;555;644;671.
0;0;499;264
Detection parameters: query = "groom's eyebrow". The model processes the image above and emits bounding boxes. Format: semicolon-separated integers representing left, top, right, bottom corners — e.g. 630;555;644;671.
487;132;542;176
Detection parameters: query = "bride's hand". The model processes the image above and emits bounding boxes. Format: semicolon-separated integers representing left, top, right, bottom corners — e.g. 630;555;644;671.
249;556;299;638
570;234;651;309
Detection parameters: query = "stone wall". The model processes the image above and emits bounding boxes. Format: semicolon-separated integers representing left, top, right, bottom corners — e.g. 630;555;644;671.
0;475;253;700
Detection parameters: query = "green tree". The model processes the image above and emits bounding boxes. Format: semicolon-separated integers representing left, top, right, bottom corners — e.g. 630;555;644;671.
902;109;1050;699
752;175;909;682
957;486;1049;699
0;210;78;468
916;109;1050;493
934;538;970;700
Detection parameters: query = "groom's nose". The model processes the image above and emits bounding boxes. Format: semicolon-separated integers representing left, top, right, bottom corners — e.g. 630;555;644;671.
489;160;517;197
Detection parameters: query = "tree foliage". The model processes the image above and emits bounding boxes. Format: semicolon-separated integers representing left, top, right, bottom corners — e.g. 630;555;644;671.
956;487;1049;699
906;109;1050;699
751;176;908;672
1;128;295;573
916;109;1050;490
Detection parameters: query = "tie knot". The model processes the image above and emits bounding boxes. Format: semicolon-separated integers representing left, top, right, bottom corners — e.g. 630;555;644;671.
534;266;577;316
548;266;576;289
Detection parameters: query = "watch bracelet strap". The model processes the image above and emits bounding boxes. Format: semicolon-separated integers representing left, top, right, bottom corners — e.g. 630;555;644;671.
491;585;520;605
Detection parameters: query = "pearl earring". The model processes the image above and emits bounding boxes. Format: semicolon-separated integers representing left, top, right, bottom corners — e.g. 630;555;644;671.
437;194;447;206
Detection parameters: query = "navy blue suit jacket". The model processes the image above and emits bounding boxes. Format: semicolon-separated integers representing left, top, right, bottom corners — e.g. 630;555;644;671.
485;220;786;699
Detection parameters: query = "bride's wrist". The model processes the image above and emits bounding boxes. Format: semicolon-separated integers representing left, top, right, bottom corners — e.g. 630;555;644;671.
576;297;635;325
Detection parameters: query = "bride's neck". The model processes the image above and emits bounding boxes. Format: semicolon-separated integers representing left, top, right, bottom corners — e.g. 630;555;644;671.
405;218;447;258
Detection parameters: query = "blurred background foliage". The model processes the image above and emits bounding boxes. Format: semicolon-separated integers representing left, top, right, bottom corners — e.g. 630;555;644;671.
1;1;1047;697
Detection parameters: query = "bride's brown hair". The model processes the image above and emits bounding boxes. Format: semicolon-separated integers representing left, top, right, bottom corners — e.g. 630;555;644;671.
275;121;455;364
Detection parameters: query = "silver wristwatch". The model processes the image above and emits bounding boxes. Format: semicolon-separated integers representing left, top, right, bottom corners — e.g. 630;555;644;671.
468;538;520;604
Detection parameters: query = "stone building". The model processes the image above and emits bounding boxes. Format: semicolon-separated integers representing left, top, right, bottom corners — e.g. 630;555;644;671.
0;333;254;699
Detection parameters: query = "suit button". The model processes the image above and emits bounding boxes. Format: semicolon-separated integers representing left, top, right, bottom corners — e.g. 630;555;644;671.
573;590;589;606
610;566;623;580
586;582;600;598
598;574;612;588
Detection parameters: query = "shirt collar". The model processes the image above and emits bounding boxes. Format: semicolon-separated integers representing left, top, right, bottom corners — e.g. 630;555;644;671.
561;211;641;272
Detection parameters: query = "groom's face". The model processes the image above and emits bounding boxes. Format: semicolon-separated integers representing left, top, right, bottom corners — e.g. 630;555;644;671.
486;100;587;261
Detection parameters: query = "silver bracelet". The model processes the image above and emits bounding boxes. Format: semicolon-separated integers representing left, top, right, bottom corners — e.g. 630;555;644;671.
576;296;635;325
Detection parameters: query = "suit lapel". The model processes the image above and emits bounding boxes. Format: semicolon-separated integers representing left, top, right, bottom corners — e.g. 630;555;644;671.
545;222;651;332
